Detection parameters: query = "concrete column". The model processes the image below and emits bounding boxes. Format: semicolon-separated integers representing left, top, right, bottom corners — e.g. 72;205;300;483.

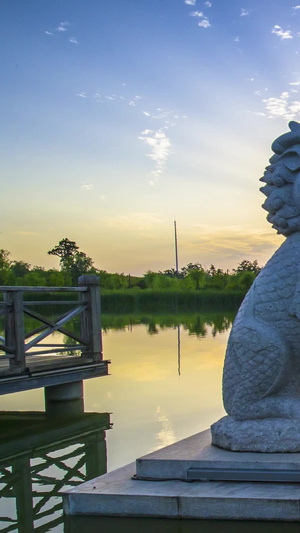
44;381;84;416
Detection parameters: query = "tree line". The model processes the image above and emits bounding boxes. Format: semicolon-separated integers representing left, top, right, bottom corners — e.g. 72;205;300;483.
0;238;262;292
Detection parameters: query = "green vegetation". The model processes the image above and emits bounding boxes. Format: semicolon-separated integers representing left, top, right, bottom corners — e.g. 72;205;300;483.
0;238;262;310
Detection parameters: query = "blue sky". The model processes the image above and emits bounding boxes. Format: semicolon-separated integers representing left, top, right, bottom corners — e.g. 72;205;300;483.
2;0;300;274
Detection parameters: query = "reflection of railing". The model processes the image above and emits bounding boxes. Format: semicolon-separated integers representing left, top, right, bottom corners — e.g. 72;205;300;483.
0;411;111;533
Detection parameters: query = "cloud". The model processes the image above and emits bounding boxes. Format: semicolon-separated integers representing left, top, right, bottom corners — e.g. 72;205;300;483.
45;31;53;36
234;36;240;42
100;195;106;201
271;25;293;39
293;5;300;9
183;225;280;267
57;21;70;32
190;11;204;17
290;81;300;85
75;92;87;98
81;184;94;191
14;231;37;236
106;212;164;230
138;129;172;182
262;91;300;120
184;0;196;4
205;1;212;6
143;111;151;116
69;37;78;44
198;18;211;28
240;8;250;17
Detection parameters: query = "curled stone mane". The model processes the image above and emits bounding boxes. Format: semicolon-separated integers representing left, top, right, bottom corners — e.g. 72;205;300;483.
260;120;300;236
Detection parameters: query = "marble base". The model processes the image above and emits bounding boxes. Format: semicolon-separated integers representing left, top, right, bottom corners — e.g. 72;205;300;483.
211;416;300;452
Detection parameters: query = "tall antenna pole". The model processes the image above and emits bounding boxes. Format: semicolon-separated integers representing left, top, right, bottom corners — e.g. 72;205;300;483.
174;220;179;275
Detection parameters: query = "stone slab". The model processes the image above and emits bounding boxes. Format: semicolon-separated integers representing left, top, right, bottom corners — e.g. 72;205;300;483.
63;460;300;521
63;429;300;521
136;429;300;480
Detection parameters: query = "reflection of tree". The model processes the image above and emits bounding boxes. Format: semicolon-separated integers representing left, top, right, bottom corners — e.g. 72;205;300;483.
0;411;110;533
101;311;236;338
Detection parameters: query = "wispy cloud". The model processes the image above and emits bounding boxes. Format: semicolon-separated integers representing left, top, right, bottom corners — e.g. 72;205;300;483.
138;129;172;184
69;37;78;44
57;21;70;32
271;25;293;39
293;5;300;9
262;91;300;120
81;184;94;191
106;212;164;230
45;30;53;36
289;81;300;86
100;195;106;201
184;0;196;5
75;92;87;98
205;1;212;6
190;11;204;17
234;36;240;42
240;8;250;16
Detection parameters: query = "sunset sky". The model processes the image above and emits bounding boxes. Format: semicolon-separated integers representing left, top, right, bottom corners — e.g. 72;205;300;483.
2;0;300;275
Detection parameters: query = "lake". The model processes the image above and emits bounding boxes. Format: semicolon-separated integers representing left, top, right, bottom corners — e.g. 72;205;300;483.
0;311;298;532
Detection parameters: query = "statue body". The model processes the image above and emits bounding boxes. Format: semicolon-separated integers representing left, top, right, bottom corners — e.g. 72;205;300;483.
211;122;300;451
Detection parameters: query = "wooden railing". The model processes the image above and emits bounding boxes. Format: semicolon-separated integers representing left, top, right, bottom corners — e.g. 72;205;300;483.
0;275;102;374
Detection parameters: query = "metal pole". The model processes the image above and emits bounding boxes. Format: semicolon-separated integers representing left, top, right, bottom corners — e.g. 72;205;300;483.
174;220;179;275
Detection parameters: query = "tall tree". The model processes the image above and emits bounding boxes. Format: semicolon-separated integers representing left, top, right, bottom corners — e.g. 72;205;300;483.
48;238;94;284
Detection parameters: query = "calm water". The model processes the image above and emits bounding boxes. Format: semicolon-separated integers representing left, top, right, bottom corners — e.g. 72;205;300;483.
0;312;297;532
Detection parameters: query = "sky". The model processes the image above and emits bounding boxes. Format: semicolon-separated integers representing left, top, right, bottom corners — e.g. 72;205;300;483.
2;0;300;275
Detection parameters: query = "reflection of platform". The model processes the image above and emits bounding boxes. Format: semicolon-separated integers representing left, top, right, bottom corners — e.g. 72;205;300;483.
0;411;111;532
64;429;300;521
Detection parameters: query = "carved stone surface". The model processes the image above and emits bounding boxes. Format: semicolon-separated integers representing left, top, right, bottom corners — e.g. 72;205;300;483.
211;416;300;452
211;121;300;452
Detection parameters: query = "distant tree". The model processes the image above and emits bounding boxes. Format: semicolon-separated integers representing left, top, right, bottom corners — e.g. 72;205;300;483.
11;260;31;279
48;238;94;285
233;260;261;275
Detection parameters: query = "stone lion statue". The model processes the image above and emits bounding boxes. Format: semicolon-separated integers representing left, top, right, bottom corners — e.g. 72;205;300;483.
211;121;300;452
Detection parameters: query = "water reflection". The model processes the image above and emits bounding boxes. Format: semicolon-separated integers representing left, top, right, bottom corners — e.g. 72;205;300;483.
0;410;111;532
101;311;236;338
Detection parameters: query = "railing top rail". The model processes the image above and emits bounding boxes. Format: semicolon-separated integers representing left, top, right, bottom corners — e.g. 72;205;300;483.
0;286;88;292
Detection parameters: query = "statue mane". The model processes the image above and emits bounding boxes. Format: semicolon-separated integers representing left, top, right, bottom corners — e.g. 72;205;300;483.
260;120;300;236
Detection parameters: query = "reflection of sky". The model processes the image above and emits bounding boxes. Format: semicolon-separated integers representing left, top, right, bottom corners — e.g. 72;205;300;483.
0;323;228;470
2;1;299;274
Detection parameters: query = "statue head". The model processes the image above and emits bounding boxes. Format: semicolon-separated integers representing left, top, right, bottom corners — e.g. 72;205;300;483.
260;121;300;236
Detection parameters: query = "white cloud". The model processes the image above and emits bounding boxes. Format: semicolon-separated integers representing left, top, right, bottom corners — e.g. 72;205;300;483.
129;101;135;107
240;8;250;16
234;36;240;42
57;21;70;32
81;184;94;191
45;30;53;36
143;111;151;116
138;129;172;181
293;5;300;9
198;18;210;28
69;37;78;44
262;91;300;120
205;1;212;6
190;11;203;17
100;195;106;201
75;92;87;98
271;25;293;39
184;0;196;4
290;81;300;85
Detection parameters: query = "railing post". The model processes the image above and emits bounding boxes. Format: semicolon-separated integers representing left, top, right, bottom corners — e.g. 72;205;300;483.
78;275;102;362
4;290;26;373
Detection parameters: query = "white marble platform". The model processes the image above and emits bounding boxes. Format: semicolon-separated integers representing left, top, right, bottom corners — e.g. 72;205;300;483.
63;429;300;521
